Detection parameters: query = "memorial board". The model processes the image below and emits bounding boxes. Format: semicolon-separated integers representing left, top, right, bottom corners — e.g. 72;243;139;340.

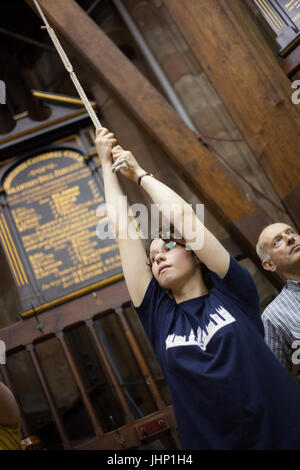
0;148;123;317
253;0;300;55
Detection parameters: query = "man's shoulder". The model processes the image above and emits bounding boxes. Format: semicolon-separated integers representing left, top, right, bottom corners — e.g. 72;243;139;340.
261;287;287;320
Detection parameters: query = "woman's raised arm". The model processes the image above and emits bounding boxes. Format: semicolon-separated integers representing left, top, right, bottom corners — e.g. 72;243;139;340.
95;129;152;306
140;176;230;278
110;143;230;279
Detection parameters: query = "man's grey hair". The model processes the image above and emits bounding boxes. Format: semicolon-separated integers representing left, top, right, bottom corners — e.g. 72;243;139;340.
256;242;271;262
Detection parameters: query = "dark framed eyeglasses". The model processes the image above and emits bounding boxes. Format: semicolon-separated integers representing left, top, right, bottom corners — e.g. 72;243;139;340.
146;240;185;267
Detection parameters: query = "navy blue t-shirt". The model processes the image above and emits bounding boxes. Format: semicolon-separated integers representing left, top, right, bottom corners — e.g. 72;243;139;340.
134;256;300;450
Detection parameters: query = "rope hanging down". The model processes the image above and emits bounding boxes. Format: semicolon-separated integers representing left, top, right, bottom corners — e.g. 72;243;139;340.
33;0;102;130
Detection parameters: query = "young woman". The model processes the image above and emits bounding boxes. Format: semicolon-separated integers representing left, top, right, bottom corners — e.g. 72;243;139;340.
95;127;300;450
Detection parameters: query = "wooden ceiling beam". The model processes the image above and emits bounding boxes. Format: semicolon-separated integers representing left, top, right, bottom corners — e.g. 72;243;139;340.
163;0;300;230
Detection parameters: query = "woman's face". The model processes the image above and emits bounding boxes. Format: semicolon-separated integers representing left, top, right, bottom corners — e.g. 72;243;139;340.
149;238;199;290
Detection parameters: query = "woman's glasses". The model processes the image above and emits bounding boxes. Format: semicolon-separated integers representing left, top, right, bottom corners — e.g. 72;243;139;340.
147;241;184;267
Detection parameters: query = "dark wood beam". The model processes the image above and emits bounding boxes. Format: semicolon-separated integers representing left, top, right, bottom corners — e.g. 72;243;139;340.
164;0;300;231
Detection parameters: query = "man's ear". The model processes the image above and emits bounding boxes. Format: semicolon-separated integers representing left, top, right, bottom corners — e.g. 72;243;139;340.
262;259;277;272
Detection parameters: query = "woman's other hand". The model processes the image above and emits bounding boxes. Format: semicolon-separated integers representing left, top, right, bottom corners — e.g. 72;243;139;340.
111;145;145;182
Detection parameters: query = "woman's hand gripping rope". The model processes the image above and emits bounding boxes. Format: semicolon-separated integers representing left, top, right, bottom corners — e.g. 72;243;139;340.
95;127;145;182
112;146;145;183
95;127;117;165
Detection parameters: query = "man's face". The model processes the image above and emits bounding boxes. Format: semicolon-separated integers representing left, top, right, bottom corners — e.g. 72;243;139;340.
259;223;300;274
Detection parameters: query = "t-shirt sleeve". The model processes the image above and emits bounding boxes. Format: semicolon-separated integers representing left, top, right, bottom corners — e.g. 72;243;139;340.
132;276;174;355
209;255;260;316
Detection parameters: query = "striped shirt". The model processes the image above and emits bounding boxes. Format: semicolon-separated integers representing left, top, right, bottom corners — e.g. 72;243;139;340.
262;280;300;373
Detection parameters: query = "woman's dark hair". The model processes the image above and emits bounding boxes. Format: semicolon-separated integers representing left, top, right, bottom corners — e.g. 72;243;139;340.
145;224;213;291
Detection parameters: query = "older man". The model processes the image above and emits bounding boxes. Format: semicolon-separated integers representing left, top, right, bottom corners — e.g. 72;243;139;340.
256;223;300;375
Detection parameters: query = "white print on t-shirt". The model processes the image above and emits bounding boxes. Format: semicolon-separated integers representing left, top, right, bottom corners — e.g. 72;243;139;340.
165;306;236;351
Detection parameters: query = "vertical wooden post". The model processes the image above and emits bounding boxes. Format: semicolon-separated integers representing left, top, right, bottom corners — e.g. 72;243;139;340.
26;344;71;449
85;319;134;423
115;307;166;410
56;332;103;437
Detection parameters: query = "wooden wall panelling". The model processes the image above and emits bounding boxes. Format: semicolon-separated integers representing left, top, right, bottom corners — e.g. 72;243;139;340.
0;280;180;449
